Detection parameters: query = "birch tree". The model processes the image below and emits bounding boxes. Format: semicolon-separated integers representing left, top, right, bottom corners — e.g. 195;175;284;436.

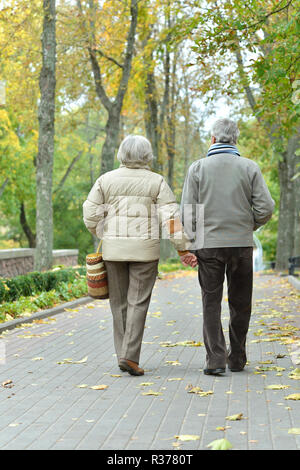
34;0;56;270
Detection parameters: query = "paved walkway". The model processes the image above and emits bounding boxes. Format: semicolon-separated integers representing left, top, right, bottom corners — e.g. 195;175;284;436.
0;272;299;450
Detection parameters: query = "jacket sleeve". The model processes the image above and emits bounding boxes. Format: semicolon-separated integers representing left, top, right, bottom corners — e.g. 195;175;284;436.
82;177;105;236
180;162;199;240
156;177;191;253
251;163;275;230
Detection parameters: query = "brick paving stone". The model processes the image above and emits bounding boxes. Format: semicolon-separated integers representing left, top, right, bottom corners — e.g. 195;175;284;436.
0;272;299;450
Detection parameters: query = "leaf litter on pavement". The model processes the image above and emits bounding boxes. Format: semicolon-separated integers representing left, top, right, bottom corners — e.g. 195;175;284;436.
2;274;299;450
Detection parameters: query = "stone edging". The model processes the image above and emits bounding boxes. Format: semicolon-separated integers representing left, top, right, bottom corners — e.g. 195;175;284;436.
0;248;79;259
0;296;91;334
288;275;300;291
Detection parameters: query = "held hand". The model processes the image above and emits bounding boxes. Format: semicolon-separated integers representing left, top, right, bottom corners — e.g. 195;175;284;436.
180;252;198;268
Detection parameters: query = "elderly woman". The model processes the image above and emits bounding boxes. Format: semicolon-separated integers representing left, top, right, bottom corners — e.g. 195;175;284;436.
83;135;194;376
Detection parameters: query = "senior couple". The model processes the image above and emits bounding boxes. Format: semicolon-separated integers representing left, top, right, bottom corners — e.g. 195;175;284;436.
83;118;275;377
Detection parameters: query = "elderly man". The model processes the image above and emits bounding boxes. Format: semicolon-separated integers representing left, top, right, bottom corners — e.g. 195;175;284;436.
181;118;275;375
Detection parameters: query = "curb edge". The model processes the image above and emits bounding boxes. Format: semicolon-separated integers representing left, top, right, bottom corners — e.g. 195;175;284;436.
288;275;300;291
0;296;91;334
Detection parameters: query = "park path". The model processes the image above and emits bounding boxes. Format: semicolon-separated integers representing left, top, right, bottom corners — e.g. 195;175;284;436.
0;272;299;451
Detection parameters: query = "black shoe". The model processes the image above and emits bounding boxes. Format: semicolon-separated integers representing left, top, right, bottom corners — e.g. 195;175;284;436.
229;367;244;372
204;368;226;376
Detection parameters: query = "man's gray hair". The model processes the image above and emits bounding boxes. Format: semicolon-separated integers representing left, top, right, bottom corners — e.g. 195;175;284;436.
117;135;153;164
211;118;240;144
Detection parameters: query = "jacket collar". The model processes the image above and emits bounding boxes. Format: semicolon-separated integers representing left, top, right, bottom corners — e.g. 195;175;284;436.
120;162;151;170
206;143;240;158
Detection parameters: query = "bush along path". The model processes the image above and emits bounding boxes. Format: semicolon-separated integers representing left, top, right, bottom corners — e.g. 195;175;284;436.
0;267;87;324
0;271;299;450
0;261;192;325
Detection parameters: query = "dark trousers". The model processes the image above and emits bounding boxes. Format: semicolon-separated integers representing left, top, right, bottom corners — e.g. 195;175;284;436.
195;247;253;369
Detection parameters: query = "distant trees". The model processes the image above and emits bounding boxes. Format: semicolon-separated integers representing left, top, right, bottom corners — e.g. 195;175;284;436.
1;0;297;267
174;0;300;269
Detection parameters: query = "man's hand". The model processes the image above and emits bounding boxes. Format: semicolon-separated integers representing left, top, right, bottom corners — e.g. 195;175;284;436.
180;252;198;268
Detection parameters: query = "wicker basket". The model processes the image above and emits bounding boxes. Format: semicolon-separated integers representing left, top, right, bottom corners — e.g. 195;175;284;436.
86;240;109;299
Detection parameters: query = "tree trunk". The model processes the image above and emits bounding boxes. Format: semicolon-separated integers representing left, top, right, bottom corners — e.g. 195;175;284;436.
293;172;300;256
20;202;36;248
144;65;162;173
276;157;294;270
34;0;56;271
100;111;120;174
276;133;299;269
163;44;178;190
166;53;177;190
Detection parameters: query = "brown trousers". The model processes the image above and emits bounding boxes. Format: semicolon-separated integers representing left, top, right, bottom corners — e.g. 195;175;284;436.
195;247;253;370
105;260;158;364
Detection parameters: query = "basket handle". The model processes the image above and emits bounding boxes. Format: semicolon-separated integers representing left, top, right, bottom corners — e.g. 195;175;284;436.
96;239;103;254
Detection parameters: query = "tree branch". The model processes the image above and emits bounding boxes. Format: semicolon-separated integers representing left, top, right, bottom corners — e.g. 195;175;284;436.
76;0;113;112
0;178;9;198
88;47;113;112
53;150;83;194
94;48;124;69
224;0;295;32
115;0;138;110
235;46;258;116
20;201;36;248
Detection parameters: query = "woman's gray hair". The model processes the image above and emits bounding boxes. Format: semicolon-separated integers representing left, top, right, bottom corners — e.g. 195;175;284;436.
117;135;154;164
211;118;240;144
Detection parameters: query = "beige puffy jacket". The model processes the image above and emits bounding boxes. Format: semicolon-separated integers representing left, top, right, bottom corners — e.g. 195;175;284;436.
83;163;191;262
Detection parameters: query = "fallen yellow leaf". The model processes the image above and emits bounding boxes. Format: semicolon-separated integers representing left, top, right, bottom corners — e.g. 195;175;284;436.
1;380;13;388
265;384;290;390
186;384;213;397
226;413;243;421
288;428;300;435
289;368;300;380
285;393;300;401
187;386;203;394
57;356;88;365
90;385;109;390
175;435;200;442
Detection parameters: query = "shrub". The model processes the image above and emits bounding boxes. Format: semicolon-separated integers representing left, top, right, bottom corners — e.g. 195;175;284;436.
0;267;86;303
0;277;88;322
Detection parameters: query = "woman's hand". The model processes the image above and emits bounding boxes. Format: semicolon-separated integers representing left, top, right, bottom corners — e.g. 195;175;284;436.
180;252;198;268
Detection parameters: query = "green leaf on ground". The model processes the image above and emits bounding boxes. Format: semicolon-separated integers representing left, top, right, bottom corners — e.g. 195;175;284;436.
207;438;233;450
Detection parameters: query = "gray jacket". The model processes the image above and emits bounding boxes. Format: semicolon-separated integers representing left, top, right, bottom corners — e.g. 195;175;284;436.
180;152;275;249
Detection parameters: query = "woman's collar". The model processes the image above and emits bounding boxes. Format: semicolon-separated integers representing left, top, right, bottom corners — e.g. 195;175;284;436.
120;162;151;170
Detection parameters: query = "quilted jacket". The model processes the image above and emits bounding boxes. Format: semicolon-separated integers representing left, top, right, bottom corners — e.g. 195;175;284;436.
83;162;191;261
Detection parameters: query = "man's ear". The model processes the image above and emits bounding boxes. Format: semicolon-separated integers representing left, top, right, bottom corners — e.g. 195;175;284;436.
211;136;216;144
